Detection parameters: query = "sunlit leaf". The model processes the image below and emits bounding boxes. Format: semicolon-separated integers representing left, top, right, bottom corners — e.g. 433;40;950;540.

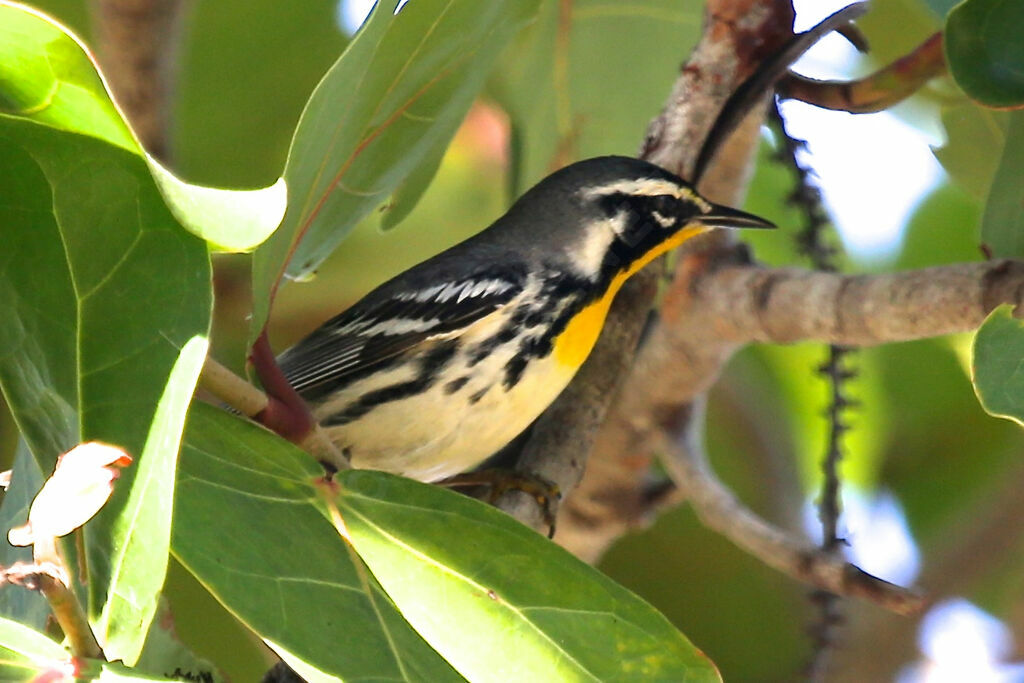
0;615;194;680
0;1;285;251
945;0;1024;108
172;404;461;683
0;615;68;681
250;0;542;337
0;118;211;663
972;305;1024;425
334;470;722;683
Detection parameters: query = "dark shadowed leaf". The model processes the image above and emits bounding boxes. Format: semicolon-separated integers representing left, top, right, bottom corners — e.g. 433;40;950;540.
172;404;462;683
980;112;1024;258
250;0;542;337
0;441;50;632
334;470;722;683
945;0;1024;109
0;118;211;663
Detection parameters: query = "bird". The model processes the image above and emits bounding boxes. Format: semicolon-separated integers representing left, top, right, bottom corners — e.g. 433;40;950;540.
277;155;773;482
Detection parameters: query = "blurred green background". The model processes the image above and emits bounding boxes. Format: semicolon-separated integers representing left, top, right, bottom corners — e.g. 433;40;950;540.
3;0;1023;680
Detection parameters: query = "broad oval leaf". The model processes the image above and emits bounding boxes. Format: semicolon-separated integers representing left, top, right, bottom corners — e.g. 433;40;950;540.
334;471;722;683
0;0;285;251
0;118;212;664
172;404;462;682
945;0;1024;109
250;0;542;337
972;304;1024;424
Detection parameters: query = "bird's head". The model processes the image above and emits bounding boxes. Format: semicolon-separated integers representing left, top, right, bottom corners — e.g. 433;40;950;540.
499;155;774;282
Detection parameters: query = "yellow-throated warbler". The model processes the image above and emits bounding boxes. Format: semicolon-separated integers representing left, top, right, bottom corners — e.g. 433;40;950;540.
278;156;773;481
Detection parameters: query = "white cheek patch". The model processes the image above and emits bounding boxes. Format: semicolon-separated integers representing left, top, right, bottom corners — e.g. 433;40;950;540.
571;212;621;276
651;210;676;228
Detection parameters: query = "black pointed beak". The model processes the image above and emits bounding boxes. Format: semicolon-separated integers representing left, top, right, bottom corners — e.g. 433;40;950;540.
697;203;776;230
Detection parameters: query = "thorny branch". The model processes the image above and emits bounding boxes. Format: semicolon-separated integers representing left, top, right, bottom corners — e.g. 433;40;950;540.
769;99;857;679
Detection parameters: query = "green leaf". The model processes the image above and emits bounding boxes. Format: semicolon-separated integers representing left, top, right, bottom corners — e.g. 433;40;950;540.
489;0;701;193
133;598;224;683
87;336;209;663
172;404;462;682
933;103;1007;200
335;471;722;683
945;0;1024;108
0;615;67;681
0;441;51;632
0;1;285;251
0;117;212;664
0;616;192;681
250;0;542;337
980;112;1024;257
972;305;1024;424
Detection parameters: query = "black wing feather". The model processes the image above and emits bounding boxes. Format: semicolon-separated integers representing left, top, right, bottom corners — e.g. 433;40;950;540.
278;269;524;401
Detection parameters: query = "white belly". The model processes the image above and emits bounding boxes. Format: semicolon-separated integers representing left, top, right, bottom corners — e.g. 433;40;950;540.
313;315;579;481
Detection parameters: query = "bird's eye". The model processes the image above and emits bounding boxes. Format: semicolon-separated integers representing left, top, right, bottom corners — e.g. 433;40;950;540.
650;194;677;216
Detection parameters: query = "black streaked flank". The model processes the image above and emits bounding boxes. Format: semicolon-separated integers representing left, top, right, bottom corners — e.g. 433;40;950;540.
444;376;470;394
323;341;459;426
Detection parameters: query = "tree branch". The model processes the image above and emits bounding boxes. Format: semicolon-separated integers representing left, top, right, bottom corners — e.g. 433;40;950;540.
656;401;923;615
558;256;1024;563
696;259;1024;346
89;0;187;160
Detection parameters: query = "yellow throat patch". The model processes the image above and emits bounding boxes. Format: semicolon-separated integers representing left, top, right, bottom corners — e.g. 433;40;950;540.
552;225;707;369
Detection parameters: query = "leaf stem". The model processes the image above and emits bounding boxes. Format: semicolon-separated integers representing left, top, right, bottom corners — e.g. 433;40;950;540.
38;572;103;659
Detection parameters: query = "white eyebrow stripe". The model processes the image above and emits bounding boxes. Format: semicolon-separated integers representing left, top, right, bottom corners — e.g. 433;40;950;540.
580;178;713;213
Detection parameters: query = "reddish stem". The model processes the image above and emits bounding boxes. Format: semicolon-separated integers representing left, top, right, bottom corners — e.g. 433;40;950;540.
251;331;314;443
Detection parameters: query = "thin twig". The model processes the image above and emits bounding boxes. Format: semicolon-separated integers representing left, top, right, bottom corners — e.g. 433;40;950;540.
38;573;104;659
656;418;923;615
4;562;104;659
779;32;945;114
200;356;350;468
200;357;268;417
692;2;869;183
